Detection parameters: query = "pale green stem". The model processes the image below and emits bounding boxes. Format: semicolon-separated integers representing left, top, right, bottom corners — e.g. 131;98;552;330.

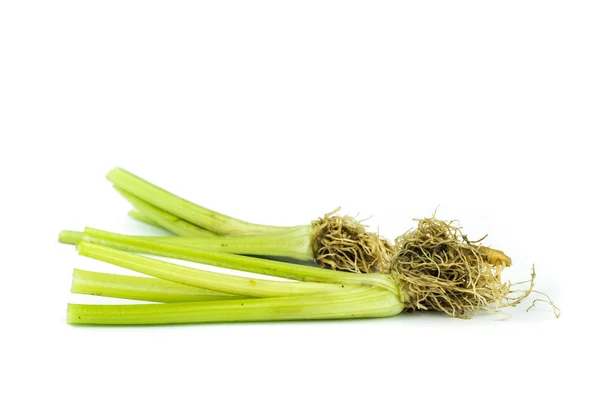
59;230;182;246
107;168;293;235
59;230;84;245
82;227;399;294
77;241;350;298
59;225;314;261
115;187;215;237
128;210;161;227
71;269;246;303
164;226;314;261
67;287;403;325
59;230;202;247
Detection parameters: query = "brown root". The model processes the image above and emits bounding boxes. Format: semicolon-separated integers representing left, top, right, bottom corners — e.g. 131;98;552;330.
311;209;393;274
390;216;538;318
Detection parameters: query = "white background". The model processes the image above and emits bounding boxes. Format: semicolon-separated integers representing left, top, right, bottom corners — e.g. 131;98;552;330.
1;1;598;403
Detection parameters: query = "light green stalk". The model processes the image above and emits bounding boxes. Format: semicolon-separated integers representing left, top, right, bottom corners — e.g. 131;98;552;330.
160;226;314;261
77;241;352;298
59;230;84;245
60;230;195;247
67;287;403;325
59;225;314;261
107;168;292;235
128;210;160;227
82;227;399;293
115;187;214;237
71;269;246;303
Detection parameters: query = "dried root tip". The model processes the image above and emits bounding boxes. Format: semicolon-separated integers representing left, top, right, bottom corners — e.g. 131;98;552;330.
480;246;512;267
311;209;393;274
390;216;536;318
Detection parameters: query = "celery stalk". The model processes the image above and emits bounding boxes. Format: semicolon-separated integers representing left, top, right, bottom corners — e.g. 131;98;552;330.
128;210;160;227
59;231;192;247
115;187;214;237
107;168;289;235
60;225;314;261
59;230;210;247
82;227;399;293
67;287;403;325
77;241;352;298
59;230;84;245
71;269;245;303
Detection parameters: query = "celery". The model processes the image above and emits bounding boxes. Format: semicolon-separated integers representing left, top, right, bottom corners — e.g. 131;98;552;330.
60;225;314;261
81;227;399;293
115;187;214;237
107;168;392;274
77;241;353;298
59;168;557;324
107;168;288;235
128;210;160;227
67;287;403;325
71;269;245;303
59;230;84;245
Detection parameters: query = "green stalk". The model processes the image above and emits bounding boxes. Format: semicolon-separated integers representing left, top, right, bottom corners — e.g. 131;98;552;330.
82;227;399;293
107;168;291;235
59;230;84;245
148;227;315;261
60;225;314;261
167;227;314;261
67;287;403;325
71;269;246;303
77;241;351;298
128;210;160;227
59;230;206;247
115;187;214;237
59;231;189;247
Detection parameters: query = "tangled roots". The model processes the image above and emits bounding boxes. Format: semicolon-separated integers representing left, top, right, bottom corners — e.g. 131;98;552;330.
391;216;535;318
312;209;393;274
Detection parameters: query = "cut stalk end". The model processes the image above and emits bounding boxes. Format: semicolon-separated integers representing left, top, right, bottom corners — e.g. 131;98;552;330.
59;230;84;245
